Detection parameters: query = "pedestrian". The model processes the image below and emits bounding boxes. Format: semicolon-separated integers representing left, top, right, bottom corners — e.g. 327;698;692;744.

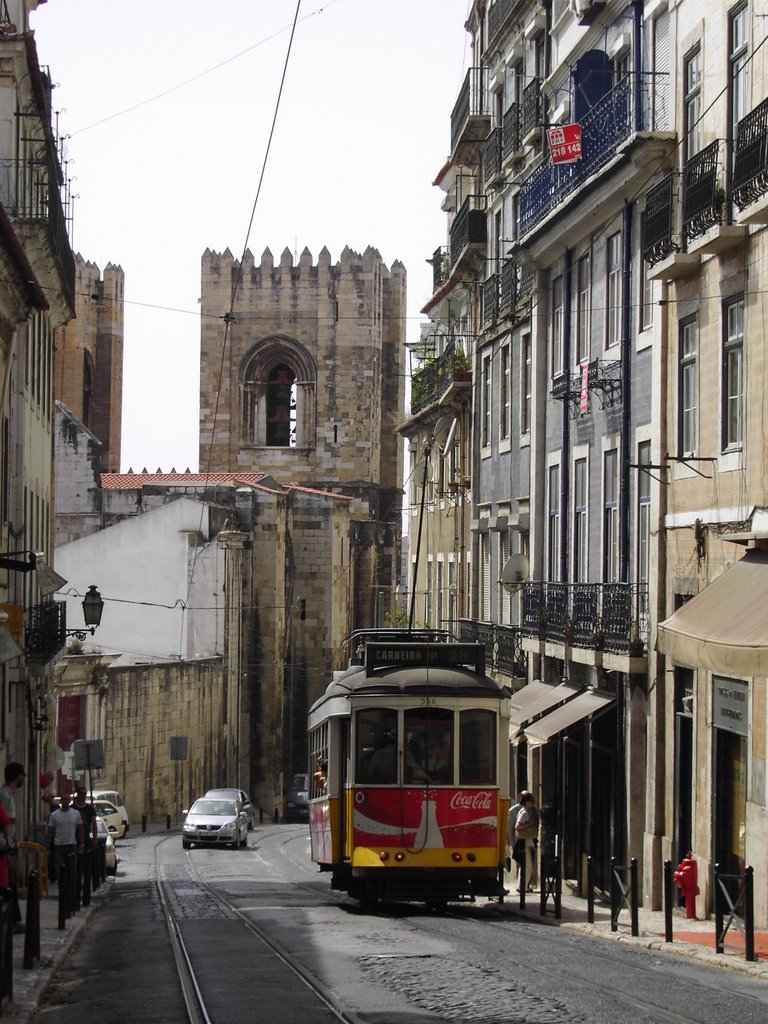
0;761;26;931
47;793;84;888
73;785;98;848
515;792;539;893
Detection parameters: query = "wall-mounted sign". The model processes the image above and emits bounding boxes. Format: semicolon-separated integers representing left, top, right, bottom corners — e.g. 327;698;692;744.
580;362;589;414
547;123;583;164
713;677;748;736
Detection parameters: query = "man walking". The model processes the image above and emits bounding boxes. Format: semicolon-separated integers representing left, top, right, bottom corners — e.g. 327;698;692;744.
47;793;84;889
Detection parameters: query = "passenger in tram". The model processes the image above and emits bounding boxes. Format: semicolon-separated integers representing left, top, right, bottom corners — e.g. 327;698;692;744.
366;731;398;783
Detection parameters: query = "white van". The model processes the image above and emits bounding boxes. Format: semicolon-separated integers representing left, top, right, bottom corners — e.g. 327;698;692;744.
89;789;130;835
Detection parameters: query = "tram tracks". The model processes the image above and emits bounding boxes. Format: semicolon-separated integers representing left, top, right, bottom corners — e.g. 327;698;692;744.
154;834;365;1024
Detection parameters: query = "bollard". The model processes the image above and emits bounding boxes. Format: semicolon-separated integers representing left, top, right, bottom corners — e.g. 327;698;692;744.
99;844;107;884
274;808;279;824
259;807;264;824
81;847;92;907
0;889;11;1003
630;858;639;937
142;815;147;833
587;856;594;923
518;850;527;911
23;870;40;969
714;863;724;953
166;814;171;831
67;851;77;917
663;860;673;943
57;857;68;930
610;857;619;932
745;866;755;962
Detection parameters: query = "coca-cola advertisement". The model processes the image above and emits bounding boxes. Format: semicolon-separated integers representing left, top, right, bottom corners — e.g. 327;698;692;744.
352;788;498;848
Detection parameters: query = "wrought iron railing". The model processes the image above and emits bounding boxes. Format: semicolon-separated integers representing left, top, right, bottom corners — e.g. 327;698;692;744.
484;126;503;183
733;97;768;210
25;600;66;666
451;67;489;153
520;73;667;238
521;77;542;140
521;581;648;655
410;339;471;415
643;174;678;265
502;102;521;160
499;259;515;314
449;194;487;268
482;274;499;328
430;245;450;294
683;139;724;241
486;0;526;52
459;618;527;679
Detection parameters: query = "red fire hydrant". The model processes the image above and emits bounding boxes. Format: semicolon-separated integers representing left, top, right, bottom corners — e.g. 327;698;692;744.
673;851;699;919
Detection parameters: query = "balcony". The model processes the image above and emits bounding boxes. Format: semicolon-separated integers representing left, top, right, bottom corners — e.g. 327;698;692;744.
484;126;503;186
410;338;471;416
25;599;66;671
521;78;543;144
429;245;450;295
481;273;499;329
485;0;528;53
449;194;487;271
519;73;674;241
733;97;768;222
683;140;723;242
460;618;527;680
520;581;648;670
450;67;490;160
502;102;523;163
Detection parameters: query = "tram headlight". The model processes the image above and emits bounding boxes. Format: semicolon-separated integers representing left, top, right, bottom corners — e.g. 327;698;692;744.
451;852;462;862
379;851;389;862
394;852;405;862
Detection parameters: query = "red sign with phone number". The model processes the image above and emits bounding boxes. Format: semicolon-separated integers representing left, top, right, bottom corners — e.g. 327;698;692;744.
547;123;583;164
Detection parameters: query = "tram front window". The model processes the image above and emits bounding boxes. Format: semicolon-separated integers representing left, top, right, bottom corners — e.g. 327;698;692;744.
404;709;454;784
357;709;398;784
460;709;496;785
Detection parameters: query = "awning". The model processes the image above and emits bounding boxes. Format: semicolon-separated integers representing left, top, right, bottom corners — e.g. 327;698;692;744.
656;549;768;676
510;682;579;729
524;690;615;746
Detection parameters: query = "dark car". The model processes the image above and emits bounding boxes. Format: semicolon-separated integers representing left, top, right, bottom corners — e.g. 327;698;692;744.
285;773;309;822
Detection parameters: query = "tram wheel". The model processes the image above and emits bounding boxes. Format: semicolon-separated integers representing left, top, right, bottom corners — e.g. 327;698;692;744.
359;881;379;914
425;900;447;914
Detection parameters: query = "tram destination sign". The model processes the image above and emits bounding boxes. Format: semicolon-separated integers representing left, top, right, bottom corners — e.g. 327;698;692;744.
365;642;483;674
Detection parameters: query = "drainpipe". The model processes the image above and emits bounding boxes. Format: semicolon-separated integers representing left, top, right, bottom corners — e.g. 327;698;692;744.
633;0;643;133
561;249;572;584
619;205;633;585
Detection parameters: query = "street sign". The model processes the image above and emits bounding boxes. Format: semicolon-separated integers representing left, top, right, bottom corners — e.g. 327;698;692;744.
170;736;188;761
73;738;105;771
547;123;583;164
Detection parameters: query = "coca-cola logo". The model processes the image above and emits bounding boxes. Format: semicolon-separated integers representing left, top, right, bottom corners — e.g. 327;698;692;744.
449;791;494;811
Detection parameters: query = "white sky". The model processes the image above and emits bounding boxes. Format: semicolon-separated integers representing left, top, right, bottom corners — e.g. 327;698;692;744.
31;0;472;472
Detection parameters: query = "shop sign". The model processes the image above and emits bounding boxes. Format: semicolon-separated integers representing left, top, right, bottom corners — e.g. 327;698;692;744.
712;677;748;736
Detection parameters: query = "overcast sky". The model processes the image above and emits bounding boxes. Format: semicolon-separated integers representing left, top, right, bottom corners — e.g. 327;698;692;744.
31;0;471;472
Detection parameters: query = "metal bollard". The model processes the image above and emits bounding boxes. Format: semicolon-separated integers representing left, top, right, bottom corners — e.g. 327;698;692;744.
166;814;171;831
518;850;526;910
587;855;594;923
610;857;619;932
142;815;147;833
81;847;92;907
259;807;264;824
663;860;673;942
57;857;68;929
23;870;40;969
630;857;639;937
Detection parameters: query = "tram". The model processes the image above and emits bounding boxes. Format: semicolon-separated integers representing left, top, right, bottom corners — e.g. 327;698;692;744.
307;629;511;911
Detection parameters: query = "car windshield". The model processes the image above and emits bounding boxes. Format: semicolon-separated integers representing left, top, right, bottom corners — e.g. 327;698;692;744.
94;802;117;814
191;799;236;816
291;775;307;791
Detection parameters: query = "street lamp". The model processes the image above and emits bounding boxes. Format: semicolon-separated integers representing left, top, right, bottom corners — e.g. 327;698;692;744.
66;585;104;640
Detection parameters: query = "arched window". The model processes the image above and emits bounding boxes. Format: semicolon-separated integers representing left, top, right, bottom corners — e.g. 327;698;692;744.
82;352;94;429
241;338;315;448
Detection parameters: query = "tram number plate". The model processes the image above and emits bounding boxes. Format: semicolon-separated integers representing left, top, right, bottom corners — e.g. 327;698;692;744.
419;696;438;706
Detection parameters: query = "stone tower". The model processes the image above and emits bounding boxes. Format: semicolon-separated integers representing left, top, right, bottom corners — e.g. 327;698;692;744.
199;244;406;629
54;255;124;472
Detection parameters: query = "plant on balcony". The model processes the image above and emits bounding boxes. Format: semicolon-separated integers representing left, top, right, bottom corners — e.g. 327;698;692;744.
451;347;471;380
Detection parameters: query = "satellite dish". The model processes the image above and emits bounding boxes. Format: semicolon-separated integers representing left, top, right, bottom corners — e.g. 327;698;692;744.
500;553;529;591
413;458;433;483
432;416;456;452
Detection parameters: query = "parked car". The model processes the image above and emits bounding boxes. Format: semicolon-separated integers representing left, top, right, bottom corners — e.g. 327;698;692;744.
204;788;255;829
89;789;130;835
95;817;118;875
285;773;309;822
91;800;126;839
182;797;248;849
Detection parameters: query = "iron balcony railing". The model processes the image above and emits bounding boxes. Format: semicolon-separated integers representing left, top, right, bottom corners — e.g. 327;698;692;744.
449;194;487;269
502;102;521;160
486;0;527;52
410;338;471;415
482;273;499;328
451;67;489;153
643;174;677;265
0;154;75;307
521;77;542;141
733;97;768;210
683;139;724;241
520;73;666;238
459;618;527;679
484;126;503;183
25;600;66;666
521;581;648;656
430;245;450;294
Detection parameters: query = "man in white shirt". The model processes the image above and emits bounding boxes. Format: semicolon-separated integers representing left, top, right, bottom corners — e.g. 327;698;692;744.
47;793;84;886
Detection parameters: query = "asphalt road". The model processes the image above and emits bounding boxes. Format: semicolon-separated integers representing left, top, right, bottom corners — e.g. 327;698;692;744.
30;826;768;1024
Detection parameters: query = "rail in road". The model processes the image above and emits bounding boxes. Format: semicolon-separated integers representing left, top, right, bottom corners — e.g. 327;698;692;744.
154;833;365;1024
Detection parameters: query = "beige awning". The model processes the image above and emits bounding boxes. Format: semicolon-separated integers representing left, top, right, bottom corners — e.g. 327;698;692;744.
510;682;579;729
656;550;768;676
524;690;615;746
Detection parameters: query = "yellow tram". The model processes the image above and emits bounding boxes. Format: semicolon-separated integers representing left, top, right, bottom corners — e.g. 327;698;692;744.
307;629;511;911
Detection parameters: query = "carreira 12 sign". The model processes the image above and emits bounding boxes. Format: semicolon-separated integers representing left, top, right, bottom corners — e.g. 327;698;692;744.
547;123;583;164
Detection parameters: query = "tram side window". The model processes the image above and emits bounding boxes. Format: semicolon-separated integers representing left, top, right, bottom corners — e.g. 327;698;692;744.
459;709;496;785
310;721;328;797
404;709;454;784
357;709;398;784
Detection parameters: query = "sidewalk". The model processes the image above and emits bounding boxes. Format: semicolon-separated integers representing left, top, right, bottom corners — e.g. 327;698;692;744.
486;873;768;980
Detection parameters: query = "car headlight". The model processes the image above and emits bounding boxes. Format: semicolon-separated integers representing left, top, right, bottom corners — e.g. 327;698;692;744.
183;823;195;832
219;822;236;833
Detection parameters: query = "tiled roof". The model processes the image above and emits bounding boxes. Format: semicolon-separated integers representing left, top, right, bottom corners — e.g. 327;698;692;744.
99;472;352;501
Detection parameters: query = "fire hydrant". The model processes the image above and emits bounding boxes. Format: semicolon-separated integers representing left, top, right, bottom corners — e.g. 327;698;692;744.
673;851;699;919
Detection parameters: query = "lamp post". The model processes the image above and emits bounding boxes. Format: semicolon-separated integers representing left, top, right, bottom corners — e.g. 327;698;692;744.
66;585;104;641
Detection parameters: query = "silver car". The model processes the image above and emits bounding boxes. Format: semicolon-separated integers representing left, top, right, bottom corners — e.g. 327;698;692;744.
204;787;255;830
182;797;248;850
